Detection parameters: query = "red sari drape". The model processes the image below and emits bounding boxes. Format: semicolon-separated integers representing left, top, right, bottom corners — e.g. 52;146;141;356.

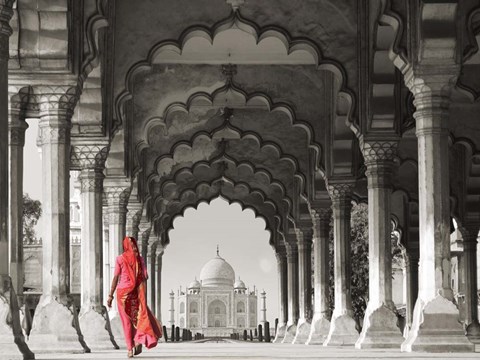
116;236;162;349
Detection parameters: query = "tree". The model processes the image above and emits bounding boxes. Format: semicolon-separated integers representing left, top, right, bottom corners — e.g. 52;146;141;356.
325;202;403;326
23;193;42;243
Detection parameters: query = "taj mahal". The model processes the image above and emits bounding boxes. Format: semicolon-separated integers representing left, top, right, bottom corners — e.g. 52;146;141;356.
170;248;261;337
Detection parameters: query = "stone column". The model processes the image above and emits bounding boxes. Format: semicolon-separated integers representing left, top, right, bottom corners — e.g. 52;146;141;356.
461;226;480;343
73;143;118;350
282;242;298;343
102;204;110;313
156;244;164;322
29;86;90;353
125;201;142;239
273;248;288;343
307;208;332;345
356;140;403;349
401;67;472;352
404;246;419;336
104;181;130;347
0;2;34;358
147;243;157;314
8;107;28;295
324;181;359;346
293;229;313;344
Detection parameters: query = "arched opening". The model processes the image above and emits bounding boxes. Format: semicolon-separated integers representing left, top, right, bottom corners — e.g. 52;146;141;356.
208;299;227;328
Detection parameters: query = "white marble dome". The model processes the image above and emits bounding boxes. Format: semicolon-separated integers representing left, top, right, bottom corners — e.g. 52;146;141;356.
188;279;201;289
234;278;246;289
199;253;235;287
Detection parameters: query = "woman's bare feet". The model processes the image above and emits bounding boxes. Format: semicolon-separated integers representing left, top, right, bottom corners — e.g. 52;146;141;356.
127;349;134;358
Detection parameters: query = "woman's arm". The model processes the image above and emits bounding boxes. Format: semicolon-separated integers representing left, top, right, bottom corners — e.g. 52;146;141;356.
107;274;119;308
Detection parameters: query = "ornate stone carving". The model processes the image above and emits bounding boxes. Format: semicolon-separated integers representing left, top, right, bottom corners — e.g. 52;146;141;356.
8;120;28;146
311;208;331;240
285;243;298;260
362;141;398;164
104;185;131;223
79;172;104;193
36;124;70;146
226;0;244;12
35;86;79;117
71;144;109;170
326;182;354;202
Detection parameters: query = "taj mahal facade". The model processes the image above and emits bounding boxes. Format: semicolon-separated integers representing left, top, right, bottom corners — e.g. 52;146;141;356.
171;249;260;337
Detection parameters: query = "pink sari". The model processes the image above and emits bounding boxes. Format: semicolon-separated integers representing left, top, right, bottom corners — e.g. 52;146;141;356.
116;237;162;350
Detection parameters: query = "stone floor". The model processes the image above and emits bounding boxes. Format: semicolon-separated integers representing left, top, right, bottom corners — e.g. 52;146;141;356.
34;341;480;360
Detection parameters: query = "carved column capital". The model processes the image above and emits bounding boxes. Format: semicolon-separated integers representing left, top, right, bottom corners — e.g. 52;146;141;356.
71;143;109;170
327;181;354;203
8;119;28;146
104;184;130;224
35;85;78;118
311;208;331;240
36;120;71;146
362;140;398;164
403;65;459;134
285;242;298;260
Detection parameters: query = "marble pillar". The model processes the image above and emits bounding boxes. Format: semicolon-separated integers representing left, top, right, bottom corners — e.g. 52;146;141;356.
462;227;480;344
307;208;332;345
102;206;110;316
324;182;359;346
0;2;34;358
169;290;175;327
73;143;119;350
273;249;287;343
404;247;419;337
104;181;130;347
125;201;142;239
8;110;28;296
356;141;403;349
28;87;90;354
293;229;313;344
156;245;164;322
282;242;298;343
401;67;473;352
147;244;157;315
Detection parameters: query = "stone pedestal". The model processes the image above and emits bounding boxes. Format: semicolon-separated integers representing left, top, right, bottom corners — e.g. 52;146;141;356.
307;208;331;345
356;141;403;349
400;67;473;352
28;295;89;353
0;276;35;360
324;182;358;346
79;307;119;350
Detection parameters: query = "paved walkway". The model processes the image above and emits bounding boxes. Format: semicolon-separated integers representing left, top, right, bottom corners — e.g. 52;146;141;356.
34;341;480;360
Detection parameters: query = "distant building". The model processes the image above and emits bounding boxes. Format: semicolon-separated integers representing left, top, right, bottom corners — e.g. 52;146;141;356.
174;248;258;337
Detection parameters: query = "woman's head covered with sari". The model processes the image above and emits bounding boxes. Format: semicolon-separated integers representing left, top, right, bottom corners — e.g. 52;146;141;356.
121;236;144;288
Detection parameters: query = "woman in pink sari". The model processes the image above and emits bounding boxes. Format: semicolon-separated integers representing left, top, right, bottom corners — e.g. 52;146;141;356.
107;236;162;358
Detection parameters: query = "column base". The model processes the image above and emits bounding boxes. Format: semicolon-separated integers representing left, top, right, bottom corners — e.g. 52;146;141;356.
109;312;126;349
323;314;358;346
355;304;403;349
306;314;330;345
466;321;480;344
0;276;35;360
273;322;286;343
401;295;474;352
281;323;297;343
28;295;90;353
292;318;311;344
79;306;120;350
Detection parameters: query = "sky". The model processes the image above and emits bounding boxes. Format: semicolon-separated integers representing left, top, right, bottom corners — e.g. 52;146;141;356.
23;120;279;324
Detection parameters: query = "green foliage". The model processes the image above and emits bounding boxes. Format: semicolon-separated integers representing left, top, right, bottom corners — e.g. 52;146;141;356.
23;193;42;243
325;203;403;325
